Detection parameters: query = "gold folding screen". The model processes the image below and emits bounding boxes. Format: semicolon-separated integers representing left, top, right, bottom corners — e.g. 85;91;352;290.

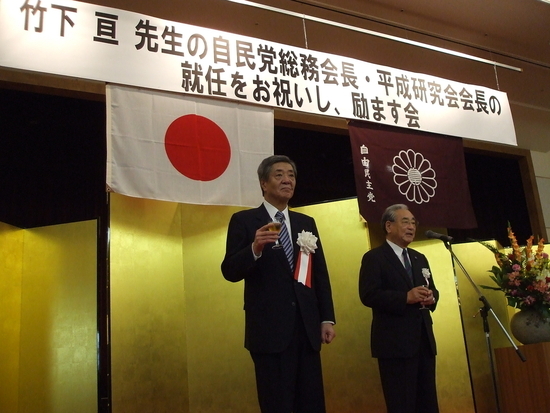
109;194;489;413
0;220;97;413
1;194;515;413
110;195;189;412
0;222;23;413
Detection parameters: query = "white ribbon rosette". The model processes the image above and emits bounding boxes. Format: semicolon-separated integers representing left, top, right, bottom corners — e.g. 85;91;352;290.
422;268;431;279
294;230;318;287
296;230;318;255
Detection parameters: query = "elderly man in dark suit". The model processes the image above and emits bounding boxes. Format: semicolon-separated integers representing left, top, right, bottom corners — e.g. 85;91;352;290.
359;204;439;413
222;155;336;413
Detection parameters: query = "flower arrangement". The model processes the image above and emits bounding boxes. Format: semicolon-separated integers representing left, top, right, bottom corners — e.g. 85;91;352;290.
479;226;550;319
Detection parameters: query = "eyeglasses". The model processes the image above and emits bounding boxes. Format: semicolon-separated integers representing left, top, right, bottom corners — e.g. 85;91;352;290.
390;218;418;227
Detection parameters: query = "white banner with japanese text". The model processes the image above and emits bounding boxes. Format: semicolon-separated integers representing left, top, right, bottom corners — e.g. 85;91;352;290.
0;0;516;145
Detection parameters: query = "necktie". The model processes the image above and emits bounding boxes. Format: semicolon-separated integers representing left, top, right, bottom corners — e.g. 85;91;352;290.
402;248;413;281
275;211;294;270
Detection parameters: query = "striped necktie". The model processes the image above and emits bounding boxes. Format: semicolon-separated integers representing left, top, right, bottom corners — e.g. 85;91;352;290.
275;211;294;270
402;248;413;281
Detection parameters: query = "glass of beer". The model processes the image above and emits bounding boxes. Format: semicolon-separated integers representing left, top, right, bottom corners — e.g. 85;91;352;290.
268;220;283;249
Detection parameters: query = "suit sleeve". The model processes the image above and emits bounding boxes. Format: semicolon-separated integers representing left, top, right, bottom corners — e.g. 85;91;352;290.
358;249;410;316
221;212;257;282
419;254;439;311
309;219;336;324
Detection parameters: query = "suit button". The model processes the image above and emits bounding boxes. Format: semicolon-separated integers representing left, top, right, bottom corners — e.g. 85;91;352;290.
291;302;296;306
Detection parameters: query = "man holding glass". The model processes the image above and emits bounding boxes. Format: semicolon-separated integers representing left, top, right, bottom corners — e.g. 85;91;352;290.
222;155;336;413
359;204;439;413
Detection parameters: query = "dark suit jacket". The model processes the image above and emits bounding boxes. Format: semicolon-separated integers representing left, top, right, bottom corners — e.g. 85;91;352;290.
359;241;438;359
221;204;335;353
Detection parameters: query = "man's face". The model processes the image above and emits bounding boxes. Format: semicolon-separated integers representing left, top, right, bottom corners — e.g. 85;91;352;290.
261;162;296;206
385;208;417;248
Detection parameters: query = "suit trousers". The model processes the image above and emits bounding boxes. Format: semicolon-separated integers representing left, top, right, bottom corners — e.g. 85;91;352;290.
250;314;326;413
377;324;439;413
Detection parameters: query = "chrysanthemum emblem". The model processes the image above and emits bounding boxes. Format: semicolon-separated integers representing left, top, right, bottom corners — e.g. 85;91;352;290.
392;149;437;204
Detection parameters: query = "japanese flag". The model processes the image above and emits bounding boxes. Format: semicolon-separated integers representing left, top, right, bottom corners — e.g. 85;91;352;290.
106;84;273;207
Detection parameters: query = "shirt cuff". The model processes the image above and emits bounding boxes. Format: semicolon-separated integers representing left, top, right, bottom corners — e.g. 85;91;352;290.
252;243;262;260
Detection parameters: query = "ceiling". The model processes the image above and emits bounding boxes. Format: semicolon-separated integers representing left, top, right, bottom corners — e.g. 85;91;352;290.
291;0;550;69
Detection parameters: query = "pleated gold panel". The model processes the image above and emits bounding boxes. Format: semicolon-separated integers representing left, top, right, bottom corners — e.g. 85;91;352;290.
0;222;24;413
452;242;512;413
294;200;384;413
413;240;477;413
0;220;97;413
179;202;258;413
110;194;189;413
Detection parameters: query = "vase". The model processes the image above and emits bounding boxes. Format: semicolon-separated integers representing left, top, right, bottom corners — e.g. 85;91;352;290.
509;309;550;344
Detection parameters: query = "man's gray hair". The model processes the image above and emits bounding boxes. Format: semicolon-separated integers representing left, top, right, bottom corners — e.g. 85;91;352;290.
381;204;409;233
257;155;297;189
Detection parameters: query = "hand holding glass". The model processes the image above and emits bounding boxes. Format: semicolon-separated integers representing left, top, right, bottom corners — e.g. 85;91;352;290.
268;220;283;249
420;276;430;310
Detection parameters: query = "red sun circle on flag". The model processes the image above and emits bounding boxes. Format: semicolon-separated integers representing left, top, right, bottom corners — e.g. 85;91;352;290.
164;114;231;181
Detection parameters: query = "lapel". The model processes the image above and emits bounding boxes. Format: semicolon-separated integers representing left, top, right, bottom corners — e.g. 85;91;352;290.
288;211;317;260
408;249;423;286
288;211;301;258
253;204;272;230
382;241;414;287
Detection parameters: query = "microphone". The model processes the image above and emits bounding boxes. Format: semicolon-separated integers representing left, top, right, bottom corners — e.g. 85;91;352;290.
425;230;453;242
